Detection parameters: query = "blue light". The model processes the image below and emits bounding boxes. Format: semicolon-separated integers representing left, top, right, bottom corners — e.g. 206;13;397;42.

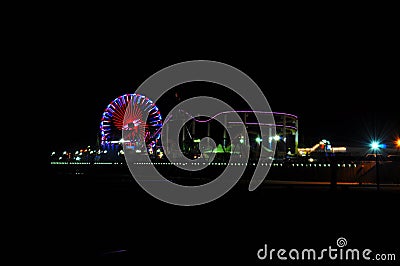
370;141;386;150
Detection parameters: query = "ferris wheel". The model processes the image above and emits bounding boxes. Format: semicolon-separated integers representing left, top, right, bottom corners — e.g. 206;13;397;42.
100;94;162;150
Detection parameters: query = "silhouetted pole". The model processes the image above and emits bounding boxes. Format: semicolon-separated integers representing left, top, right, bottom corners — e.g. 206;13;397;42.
330;159;337;191
376;149;380;191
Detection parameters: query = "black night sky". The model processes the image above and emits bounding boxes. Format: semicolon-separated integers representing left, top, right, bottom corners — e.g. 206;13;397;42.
47;22;399;152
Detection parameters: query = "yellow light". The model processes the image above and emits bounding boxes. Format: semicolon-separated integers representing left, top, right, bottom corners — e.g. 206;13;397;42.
332;147;347;153
396;138;400;148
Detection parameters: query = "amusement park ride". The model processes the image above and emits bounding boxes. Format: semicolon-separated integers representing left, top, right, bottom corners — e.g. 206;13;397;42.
100;94;163;153
50;93;400;185
98;93;299;161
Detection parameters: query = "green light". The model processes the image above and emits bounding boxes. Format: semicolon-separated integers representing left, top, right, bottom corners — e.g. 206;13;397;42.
256;137;262;143
194;139;201;143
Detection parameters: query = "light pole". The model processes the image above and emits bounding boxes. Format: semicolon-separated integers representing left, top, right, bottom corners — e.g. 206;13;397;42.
370;141;380;191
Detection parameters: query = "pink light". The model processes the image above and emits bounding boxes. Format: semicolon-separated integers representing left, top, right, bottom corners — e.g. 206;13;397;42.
228;122;297;130
179;110;298;123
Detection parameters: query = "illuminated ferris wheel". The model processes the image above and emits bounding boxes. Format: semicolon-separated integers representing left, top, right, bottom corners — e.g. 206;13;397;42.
100;94;162;150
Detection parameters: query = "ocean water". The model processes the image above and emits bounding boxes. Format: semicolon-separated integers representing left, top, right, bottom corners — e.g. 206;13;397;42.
38;167;400;263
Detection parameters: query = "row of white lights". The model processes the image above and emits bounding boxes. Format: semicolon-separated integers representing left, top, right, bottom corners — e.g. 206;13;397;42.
51;162;358;168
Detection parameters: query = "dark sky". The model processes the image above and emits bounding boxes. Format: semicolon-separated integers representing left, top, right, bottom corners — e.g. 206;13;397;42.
44;15;399;152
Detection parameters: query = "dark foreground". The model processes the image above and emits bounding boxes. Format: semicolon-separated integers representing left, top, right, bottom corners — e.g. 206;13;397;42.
37;171;400;264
